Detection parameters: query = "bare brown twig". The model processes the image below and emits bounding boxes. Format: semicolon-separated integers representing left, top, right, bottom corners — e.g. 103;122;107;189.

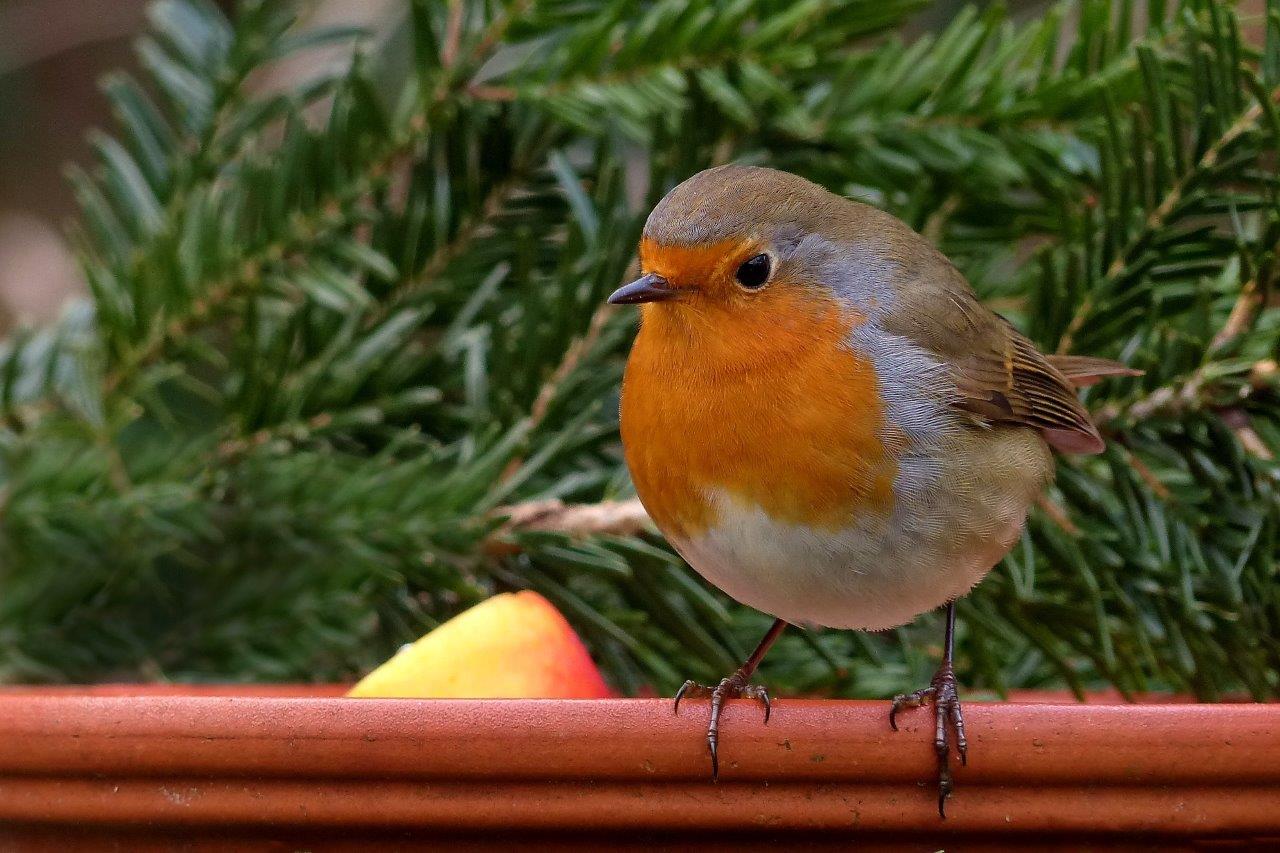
484;497;652;554
441;0;464;69
498;302;617;484
1211;276;1265;351
528;304;612;430
1035;493;1080;535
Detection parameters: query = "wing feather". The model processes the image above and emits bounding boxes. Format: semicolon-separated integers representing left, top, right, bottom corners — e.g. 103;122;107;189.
882;257;1111;455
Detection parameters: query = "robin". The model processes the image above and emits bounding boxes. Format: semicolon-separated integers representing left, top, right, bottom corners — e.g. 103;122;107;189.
608;164;1136;817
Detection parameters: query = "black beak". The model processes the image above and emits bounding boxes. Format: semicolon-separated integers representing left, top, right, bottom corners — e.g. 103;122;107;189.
607;273;680;305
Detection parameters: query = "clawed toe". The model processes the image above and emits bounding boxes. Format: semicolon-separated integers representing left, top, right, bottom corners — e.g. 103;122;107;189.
886;602;970;818
889;685;936;731
674;672;773;781
889;663;967;818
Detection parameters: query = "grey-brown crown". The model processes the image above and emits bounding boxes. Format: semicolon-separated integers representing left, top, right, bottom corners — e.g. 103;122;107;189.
642;164;846;248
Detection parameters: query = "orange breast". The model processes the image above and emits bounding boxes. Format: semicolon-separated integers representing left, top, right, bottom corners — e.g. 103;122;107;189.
620;294;896;540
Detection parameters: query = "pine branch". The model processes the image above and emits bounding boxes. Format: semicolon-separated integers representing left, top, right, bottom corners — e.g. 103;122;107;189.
1057;81;1280;354
101;182;386;395
1;0;1277;700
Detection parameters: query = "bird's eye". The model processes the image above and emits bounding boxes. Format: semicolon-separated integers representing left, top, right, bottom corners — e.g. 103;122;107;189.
735;253;773;289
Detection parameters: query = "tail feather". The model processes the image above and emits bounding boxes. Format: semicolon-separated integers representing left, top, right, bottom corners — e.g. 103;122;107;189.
1045;355;1143;388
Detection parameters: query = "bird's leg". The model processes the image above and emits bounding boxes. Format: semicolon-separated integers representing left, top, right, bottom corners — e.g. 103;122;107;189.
674;618;787;781
889;601;968;818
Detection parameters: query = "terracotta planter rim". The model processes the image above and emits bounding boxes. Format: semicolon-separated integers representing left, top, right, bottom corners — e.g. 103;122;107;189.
2;690;1278;842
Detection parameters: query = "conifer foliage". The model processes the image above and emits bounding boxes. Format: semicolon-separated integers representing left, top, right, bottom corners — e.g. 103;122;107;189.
0;0;1276;698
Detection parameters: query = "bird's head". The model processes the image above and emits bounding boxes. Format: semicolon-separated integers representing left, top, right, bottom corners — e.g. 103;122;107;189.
608;164;895;369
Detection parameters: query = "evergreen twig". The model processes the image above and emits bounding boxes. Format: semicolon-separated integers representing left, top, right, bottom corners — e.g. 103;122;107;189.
0;0;1275;699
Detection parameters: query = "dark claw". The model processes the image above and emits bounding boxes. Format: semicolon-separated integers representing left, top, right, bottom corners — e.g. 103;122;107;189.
673;679;692;715
674;672;772;781
888;685;935;732
889;666;965;819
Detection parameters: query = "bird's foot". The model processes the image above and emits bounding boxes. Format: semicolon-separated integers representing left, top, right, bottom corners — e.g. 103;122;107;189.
674;670;771;781
889;662;968;818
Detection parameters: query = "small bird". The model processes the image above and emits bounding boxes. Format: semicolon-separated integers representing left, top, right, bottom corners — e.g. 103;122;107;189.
608;164;1136;817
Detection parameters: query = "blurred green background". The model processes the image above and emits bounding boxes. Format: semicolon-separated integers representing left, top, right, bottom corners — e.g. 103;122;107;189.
0;0;1275;700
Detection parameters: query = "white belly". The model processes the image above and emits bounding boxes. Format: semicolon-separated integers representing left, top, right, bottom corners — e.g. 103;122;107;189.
675;489;1024;627
668;457;1040;631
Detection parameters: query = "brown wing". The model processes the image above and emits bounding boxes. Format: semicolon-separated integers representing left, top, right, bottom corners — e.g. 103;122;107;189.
1043;354;1144;387
880;251;1111;455
949;318;1105;454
